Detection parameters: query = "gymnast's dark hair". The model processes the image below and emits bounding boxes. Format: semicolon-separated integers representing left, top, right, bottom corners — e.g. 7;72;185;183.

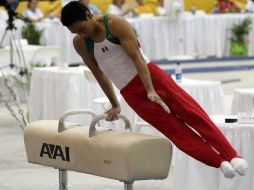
61;1;90;26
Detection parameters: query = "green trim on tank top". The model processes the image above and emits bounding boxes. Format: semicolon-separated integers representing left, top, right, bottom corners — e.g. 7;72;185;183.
84;14;120;56
84;37;94;56
103;14;120;45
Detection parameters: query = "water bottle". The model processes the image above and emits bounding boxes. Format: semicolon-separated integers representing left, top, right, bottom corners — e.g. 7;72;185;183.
213;3;219;14
175;62;182;83
191;3;196;15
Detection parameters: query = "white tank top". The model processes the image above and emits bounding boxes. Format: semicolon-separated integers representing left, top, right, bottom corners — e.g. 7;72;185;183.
93;39;150;89
84;14;150;90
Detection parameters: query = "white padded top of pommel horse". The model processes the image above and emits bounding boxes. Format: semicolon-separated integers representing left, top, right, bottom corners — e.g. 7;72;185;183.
24;120;172;182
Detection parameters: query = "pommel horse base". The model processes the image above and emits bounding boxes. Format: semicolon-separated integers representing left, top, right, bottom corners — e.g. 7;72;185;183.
24;109;173;190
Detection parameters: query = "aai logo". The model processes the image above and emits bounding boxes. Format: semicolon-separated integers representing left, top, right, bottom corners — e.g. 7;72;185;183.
40;143;70;162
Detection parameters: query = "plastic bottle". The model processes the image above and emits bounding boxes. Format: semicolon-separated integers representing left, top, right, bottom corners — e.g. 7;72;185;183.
191;3;196;15
175;62;182;83
213;2;219;14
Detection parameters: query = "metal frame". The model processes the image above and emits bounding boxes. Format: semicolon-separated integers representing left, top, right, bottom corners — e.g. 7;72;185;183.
59;169;135;190
59;170;68;190
124;181;134;190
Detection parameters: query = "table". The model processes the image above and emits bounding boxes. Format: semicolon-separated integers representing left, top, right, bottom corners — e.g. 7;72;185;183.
29;67;224;126
1;14;254;63
179;77;225;114
231;88;254;114
28;66;109;124
128;13;254;60
29;66;225;130
172;115;254;190
0;45;61;69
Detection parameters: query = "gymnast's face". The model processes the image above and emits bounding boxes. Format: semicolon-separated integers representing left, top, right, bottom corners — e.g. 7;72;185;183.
67;12;95;37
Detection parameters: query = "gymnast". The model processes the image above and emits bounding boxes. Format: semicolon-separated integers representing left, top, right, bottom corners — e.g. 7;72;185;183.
61;1;248;178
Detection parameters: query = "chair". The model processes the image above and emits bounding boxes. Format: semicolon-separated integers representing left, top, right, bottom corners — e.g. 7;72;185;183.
31;46;61;66
0;48;10;69
231;88;254;114
134;114;151;133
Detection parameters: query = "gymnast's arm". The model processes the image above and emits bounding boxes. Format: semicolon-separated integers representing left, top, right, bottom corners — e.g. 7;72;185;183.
108;15;170;113
73;35;121;120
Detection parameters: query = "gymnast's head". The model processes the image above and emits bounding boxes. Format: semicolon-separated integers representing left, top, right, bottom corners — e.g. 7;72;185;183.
61;1;95;37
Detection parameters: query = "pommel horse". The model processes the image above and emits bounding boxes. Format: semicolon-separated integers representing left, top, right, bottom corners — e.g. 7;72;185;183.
24;109;172;190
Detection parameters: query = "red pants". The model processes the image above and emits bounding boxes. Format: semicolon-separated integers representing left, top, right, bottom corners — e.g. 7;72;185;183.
120;63;238;168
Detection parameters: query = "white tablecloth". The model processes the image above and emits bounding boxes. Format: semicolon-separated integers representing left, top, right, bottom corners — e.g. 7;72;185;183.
28;66;108;124
173;115;254;190
29;66;224;130
0;19;81;65
231;88;254;114
0;45;54;68
179;77;225;114
1;14;254;63
129;14;254;60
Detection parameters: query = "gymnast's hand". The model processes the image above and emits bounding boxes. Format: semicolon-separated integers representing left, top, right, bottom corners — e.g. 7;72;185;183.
147;91;171;113
105;106;121;121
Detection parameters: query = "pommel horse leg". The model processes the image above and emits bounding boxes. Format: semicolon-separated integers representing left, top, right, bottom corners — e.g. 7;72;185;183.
59;170;68;190
124;181;134;190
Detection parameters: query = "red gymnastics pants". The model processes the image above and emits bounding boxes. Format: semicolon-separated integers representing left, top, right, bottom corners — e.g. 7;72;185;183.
120;63;238;168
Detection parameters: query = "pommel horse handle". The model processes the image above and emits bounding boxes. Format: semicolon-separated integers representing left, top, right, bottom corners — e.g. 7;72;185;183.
89;114;132;137
58;109;96;133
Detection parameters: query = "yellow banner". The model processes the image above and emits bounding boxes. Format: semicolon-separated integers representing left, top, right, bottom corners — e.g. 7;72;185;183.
91;0;247;13
16;0;62;17
184;0;246;13
13;0;247;16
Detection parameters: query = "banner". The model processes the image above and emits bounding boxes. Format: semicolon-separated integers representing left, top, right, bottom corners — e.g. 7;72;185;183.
13;0;247;16
16;0;62;17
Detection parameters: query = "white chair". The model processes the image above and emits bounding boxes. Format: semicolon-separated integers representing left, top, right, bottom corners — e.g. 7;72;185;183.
13;39;29;47
231;88;254;114
31;46;61;66
134;114;151;133
0;48;10;69
168;55;194;61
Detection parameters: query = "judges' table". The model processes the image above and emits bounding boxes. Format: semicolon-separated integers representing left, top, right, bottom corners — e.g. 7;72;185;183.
231;88;254;114
1;14;253;63
179;77;225;115
0;45;60;68
0;19;82;65
172;115;254;190
126;14;254;60
29;66;225;130
28;66;108;124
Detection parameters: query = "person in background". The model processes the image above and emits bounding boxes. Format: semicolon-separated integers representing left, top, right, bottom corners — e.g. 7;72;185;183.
218;0;241;13
107;0;133;17
134;0;155;16
244;0;254;13
79;0;101;15
156;0;166;16
213;2;220;13
23;0;44;22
